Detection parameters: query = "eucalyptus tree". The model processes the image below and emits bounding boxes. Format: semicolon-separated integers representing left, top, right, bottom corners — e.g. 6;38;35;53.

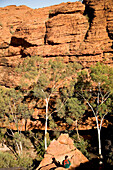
15;55;82;150
75;62;113;157
0;86;33;157
32;57;82;150
55;79;86;141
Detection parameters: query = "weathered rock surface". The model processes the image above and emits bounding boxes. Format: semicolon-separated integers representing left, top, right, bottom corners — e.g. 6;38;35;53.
46;13;88;44
0;0;113;87
37;134;88;170
49;1;85;17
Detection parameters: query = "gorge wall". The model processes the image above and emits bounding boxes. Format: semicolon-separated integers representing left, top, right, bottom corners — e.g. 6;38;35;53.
0;0;113;87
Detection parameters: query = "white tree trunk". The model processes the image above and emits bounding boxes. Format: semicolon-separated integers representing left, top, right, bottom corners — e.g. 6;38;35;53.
81;88;110;158
95;116;102;156
19;141;23;155
45;116;48;150
97;128;102;156
45;98;49;150
16;142;21;156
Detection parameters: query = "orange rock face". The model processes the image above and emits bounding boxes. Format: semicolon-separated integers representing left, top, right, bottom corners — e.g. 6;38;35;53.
37;134;88;170
0;0;113;87
46;13;88;44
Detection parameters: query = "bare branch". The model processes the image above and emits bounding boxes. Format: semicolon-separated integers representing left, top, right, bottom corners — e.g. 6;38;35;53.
6;129;14;137
41;89;47;99
78;92;96;117
102;92;110;104
100;112;108;131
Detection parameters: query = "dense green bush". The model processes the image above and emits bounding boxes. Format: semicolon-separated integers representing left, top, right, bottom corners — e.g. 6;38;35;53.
70;133;90;158
36;140;45;161
0;152;33;169
17;157;33;169
0;152;17;168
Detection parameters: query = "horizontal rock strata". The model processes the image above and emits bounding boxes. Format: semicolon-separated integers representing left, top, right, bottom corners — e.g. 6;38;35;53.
0;0;113;87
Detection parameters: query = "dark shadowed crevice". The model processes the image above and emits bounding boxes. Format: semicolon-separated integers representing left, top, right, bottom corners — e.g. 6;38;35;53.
49;10;83;18
20;49;29;58
83;4;95;40
47;40;60;45
106;26;113;40
44;33;47;45
10;36;37;48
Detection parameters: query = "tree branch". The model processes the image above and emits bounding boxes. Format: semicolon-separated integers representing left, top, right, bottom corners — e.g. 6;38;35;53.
100;112;108;131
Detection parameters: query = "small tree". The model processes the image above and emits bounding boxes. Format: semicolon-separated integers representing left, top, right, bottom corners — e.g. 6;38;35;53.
75;62;113;157
0;86;33;157
66;97;86;140
55;81;86;140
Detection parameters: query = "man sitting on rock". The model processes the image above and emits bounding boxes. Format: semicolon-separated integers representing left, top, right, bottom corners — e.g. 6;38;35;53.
62;155;71;169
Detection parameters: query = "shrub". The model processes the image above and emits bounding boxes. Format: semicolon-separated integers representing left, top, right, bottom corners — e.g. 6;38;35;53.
36;140;45;161
0;152;33;169
17;157;33;169
0;152;17;168
70;133;90;158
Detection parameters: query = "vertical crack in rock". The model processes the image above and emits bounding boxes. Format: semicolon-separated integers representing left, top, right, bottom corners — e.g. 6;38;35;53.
83;2;95;40
104;0;113;40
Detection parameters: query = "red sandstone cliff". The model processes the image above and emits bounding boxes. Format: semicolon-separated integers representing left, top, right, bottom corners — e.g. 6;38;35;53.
0;0;113;87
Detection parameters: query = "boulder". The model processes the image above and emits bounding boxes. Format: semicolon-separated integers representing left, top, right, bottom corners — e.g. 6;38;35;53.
37;134;88;170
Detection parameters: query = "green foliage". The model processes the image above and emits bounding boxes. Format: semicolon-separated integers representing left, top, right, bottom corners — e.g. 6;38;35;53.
75;63;113;118
75;137;89;158
15;56;44;88
0;85;33;123
49;116;57;129
27;131;45;161
36;140;45;160
0;152;17;168
0;128;6;142
0;86;33;157
1;56;83;156
0;152;33;169
17;157;33;169
32;58;82;131
33;58;82;98
55;80;86;128
74;62;113;156
49;9;53;14
90;62;113;92
71;133;89;158
66;97;86;121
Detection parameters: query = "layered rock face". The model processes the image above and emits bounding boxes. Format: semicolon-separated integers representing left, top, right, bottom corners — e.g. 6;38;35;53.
81;0;113;61
0;0;113;87
37;134;88;170
23;1;88;57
